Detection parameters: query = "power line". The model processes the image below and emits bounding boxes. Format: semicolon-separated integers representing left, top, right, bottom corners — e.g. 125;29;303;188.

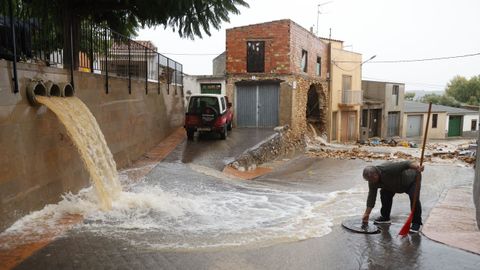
372;52;480;63
362;76;446;87
164;51;480;61
161;52;220;56
332;55;376;72
362;77;447;91
332;61;361;72
334;52;480;64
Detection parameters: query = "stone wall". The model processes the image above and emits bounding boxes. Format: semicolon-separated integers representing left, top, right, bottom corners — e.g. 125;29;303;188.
229;126;305;171
0;60;184;231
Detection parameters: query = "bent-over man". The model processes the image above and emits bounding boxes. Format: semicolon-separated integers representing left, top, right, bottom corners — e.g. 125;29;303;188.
362;161;424;233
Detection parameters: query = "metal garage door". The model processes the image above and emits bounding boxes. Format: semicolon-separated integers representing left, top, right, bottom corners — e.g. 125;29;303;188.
406;115;422;137
448;116;462;137
236;84;279;127
387;112;400;137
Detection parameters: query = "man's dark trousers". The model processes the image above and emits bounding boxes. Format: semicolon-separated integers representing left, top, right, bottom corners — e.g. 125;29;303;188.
379;171;422;225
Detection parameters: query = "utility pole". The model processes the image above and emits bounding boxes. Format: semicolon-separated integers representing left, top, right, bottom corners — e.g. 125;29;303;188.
316;1;333;36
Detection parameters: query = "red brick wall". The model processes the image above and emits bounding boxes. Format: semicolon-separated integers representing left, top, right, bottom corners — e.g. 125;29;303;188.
226;20;328;80
290;22;328;79
226;20;291;74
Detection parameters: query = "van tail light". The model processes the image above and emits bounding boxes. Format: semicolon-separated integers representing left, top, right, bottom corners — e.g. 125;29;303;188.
215;116;226;127
186;115;200;125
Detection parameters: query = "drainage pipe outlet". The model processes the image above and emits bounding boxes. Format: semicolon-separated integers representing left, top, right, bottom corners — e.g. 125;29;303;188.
45;81;61;97
59;82;75;97
26;81;47;106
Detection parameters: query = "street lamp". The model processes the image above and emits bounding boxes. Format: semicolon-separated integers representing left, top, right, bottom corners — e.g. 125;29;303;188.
362;55;377;65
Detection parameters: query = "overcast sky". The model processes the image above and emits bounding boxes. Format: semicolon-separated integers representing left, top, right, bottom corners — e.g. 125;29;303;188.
138;0;480;92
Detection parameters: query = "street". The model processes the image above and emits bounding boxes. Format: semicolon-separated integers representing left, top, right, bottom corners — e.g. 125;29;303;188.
9;129;480;269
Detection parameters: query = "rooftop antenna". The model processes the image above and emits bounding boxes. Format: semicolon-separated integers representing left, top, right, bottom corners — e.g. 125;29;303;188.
316;1;333;36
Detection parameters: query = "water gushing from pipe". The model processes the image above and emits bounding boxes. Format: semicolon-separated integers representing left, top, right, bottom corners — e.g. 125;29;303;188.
36;96;122;209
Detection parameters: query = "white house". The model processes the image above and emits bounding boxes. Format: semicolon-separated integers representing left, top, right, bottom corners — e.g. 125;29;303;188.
183;75;226;106
403;101;479;138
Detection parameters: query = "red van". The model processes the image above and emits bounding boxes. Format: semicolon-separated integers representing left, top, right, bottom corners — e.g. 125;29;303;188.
184;94;233;140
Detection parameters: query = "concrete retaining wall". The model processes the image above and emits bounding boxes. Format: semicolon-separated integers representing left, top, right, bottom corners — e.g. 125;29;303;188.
0;60;184;231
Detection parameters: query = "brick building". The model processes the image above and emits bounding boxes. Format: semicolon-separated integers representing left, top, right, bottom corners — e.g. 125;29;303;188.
225;19;329;134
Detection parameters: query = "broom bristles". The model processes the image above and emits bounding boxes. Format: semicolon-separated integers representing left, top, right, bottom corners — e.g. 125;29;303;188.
399;211;414;237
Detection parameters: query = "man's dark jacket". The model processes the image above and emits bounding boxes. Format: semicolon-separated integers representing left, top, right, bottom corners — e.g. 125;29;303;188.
367;161;418;208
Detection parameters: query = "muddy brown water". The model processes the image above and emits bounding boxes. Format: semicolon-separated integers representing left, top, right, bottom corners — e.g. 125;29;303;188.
13;137;480;269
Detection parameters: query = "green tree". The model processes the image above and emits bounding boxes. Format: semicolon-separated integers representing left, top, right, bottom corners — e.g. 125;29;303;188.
2;0;248;68
405;92;415;101
445;75;480;106
420;93;461;107
21;0;249;38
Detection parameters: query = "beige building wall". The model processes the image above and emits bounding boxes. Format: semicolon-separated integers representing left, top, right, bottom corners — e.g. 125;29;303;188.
383;83;405;138
0;60;184;231
362;81;405;138
402;112;447;139
362;81;387;101
327;43;362;142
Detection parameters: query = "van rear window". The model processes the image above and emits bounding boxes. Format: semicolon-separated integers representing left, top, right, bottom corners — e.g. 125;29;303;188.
188;97;220;114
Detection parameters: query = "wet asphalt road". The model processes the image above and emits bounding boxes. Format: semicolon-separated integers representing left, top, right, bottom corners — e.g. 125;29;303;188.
14;130;480;270
163;128;276;171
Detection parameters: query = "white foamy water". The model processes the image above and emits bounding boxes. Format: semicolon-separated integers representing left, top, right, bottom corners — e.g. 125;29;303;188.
37;96;122;209
1;163;369;250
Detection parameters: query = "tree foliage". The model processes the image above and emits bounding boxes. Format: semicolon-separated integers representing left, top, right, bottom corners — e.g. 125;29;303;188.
17;0;249;38
404;92;415;101
445;75;480;106
420;93;461;107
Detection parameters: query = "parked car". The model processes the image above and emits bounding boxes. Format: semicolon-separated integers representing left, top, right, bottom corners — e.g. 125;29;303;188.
184;94;233;140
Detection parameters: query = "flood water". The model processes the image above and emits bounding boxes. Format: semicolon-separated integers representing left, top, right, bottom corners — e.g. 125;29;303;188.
4;128;480;269
37;96;121;209
74;162;367;250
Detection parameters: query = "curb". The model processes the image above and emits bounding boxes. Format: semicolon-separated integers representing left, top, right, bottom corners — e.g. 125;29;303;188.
422;186;480;254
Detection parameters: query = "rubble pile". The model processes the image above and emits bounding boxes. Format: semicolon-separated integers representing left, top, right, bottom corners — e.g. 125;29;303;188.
428;141;477;164
307;147;427;162
360;137;418;148
309;143;477;164
431;151;476;164
354;137;477;164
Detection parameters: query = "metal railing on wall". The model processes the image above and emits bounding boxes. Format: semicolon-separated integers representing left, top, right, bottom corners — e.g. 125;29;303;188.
1;0;183;95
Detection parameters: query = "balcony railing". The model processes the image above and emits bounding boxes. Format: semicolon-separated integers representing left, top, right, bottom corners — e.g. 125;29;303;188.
339;90;362;105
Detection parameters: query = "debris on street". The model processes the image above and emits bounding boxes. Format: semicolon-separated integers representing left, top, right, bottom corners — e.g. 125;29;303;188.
307;137;476;165
359;137;418;148
306;147;428;163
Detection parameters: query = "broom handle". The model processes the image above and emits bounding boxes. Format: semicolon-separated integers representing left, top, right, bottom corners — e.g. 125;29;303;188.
419;103;432;167
411;103;432;212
